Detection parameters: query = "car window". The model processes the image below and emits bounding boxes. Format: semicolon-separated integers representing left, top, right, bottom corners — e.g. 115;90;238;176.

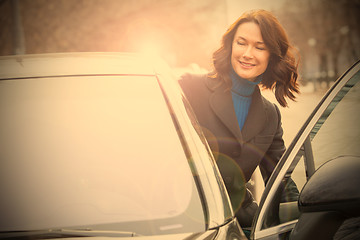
310;72;360;169
0;75;205;235
254;66;360;239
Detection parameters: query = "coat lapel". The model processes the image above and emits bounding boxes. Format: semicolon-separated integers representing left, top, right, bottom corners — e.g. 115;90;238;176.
207;80;244;144
207;77;266;144
242;87;266;142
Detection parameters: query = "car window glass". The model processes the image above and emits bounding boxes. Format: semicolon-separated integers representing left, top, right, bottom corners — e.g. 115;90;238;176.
259;69;360;235
311;71;360;168
0;75;205;235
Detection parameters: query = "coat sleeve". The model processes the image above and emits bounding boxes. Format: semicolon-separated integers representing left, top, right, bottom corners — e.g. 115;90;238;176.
259;103;286;185
260;104;300;202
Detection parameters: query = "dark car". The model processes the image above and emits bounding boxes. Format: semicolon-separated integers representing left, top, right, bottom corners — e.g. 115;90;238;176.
0;53;245;239
250;60;360;240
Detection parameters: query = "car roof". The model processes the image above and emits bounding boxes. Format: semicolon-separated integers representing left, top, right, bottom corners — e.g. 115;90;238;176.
0;52;166;80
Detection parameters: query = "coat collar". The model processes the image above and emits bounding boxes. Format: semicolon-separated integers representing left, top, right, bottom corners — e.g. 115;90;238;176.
206;77;266;142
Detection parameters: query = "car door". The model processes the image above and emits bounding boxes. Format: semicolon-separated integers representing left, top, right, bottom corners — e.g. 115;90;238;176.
251;60;360;240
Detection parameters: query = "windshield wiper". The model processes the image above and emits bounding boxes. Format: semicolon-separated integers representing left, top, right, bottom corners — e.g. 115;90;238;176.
0;228;142;239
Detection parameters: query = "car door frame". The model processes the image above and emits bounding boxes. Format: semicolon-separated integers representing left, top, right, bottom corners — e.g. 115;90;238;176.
251;60;360;240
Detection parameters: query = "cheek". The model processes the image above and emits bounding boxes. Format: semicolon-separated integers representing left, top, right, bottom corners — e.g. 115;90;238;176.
231;45;242;65
231;43;243;57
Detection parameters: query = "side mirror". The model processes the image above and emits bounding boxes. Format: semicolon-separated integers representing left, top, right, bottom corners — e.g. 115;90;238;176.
298;155;360;216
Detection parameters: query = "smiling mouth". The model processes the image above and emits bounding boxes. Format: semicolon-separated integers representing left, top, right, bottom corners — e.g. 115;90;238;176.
239;61;255;68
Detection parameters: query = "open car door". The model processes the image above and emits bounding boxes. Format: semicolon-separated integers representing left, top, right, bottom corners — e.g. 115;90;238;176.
251;60;360;240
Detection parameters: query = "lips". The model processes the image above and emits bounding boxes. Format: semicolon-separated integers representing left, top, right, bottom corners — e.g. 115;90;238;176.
239;60;255;68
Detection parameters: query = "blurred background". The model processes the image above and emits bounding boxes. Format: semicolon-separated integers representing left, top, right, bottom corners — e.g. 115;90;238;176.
1;0;359;78
1;0;359;201
0;0;359;143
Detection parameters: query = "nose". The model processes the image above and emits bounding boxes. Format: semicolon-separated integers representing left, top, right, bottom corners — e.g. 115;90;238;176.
243;46;253;59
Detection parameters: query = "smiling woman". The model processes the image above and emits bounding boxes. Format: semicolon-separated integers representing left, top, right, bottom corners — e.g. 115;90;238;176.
179;9;300;228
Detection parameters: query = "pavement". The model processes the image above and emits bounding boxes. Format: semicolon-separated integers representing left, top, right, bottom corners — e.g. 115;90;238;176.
262;83;328;147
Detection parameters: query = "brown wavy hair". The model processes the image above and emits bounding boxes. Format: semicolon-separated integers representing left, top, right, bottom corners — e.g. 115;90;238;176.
209;9;300;107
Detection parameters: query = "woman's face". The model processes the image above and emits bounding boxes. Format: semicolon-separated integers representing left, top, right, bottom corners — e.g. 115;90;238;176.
231;21;270;82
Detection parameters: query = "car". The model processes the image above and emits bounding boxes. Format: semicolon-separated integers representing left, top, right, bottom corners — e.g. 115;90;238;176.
0;53;245;239
1;52;359;240
250;60;360;240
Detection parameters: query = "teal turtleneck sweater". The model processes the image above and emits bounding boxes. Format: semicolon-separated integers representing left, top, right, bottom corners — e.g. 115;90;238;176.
230;69;262;130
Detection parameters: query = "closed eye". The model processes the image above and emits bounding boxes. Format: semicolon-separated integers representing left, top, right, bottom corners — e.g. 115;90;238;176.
236;41;246;46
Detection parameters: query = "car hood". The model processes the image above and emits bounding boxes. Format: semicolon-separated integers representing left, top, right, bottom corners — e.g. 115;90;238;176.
35;231;218;240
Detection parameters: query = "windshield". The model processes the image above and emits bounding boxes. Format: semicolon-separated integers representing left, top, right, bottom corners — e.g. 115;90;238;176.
0;75;205;236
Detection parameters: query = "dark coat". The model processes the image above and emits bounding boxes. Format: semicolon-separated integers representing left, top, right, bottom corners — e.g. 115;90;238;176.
179;73;286;226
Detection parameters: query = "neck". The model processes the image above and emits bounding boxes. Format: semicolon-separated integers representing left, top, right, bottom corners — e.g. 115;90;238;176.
230;69;261;97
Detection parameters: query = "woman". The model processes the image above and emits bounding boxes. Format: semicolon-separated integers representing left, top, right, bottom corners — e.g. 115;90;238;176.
179;9;299;227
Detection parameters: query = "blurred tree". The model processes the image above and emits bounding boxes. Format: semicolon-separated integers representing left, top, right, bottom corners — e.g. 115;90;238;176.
0;0;13;55
11;0;25;54
277;0;360;88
